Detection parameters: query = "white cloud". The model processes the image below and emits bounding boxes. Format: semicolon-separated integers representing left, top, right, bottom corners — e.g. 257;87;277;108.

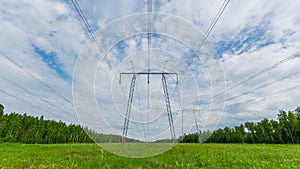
0;0;299;140
0;0;86;123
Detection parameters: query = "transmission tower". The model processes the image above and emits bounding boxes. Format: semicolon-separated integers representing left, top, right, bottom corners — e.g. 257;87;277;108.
178;108;202;135
120;70;178;143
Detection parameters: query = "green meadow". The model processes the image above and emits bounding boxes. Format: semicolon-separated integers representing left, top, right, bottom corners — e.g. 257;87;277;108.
0;143;299;168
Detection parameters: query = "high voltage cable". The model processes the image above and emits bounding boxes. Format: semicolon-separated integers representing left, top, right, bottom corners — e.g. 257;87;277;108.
224;84;300;109
71;0;231;139
190;82;300;138
199;71;300;111
0;88;70;121
0;53;74;106
202;0;230;47
71;0;94;39
70;0;114;72
0;73;77;119
186;0;231;67
0;1;113;121
212;51;300;99
71;0;133;128
186;83;300;134
71;0;129;116
226;70;300;102
175;51;300;110
169;0;231;101
267;84;300;97
171;2;297;110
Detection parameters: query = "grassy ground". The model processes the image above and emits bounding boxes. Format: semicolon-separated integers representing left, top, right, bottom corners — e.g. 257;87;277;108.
0;143;299;168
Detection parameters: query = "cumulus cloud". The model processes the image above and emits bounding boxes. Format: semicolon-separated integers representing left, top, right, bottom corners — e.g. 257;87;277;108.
0;0;299;140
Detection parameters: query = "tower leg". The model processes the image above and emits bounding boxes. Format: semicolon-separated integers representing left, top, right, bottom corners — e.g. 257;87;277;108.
122;74;136;143
162;74;176;143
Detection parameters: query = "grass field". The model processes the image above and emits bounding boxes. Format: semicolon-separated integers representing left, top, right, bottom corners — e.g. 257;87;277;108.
0;143;299;168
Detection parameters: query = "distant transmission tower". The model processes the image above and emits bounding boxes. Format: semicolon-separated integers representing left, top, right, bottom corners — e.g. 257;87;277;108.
178;108;202;138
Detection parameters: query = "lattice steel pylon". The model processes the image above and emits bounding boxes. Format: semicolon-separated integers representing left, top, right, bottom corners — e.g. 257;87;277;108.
120;72;178;143
122;73;136;143
178;109;202;136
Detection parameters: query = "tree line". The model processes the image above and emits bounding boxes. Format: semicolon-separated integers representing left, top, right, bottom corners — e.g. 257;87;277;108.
2;103;300;144
0;104;93;144
181;107;300;144
0;104;140;144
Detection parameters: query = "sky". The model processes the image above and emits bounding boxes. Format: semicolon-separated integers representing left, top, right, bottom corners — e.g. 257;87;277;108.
0;0;300;141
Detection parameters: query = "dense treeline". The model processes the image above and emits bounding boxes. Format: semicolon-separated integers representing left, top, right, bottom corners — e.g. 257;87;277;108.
0;104;93;143
181;107;300;144
2;103;300;144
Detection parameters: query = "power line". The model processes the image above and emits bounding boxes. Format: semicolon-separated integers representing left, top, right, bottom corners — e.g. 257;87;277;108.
169;0;231;100
183;51;300;109
186;83;300;135
186;0;231;67
0;88;70;121
0;53;74;106
70;0;128;118
226;69;300;102
267;84;300;97
201;72;300;111
0;73;77;119
213;51;300;99
70;0;133;128
225;84;300;109
70;0;114;72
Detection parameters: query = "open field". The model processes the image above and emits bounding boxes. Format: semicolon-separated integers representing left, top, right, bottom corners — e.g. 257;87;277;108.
0;143;299;168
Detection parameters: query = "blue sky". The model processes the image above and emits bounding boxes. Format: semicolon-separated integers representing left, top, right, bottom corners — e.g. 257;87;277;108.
0;0;300;140
33;44;72;82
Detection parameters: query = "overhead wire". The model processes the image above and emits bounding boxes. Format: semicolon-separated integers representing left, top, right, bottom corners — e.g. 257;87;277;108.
213;51;300;100
0;88;71;122
267;84;300;97
70;0;114;72
71;0;130;102
0;53;74;107
0;0;122;123
202;71;300;109
0;73;77;119
71;0;134;134
166;1;297;111
177;52;299;135
149;0;231;139
0;53;80;122
169;0;231;102
223;84;300;111
187;0;231;66
174;50;300;114
164;1;230;136
70;0;300;141
226;69;300;102
0;1;121;123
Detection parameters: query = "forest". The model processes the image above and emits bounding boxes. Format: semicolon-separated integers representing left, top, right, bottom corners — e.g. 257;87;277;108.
0;104;93;143
0;104;139;143
1;104;300;144
181;107;300;144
